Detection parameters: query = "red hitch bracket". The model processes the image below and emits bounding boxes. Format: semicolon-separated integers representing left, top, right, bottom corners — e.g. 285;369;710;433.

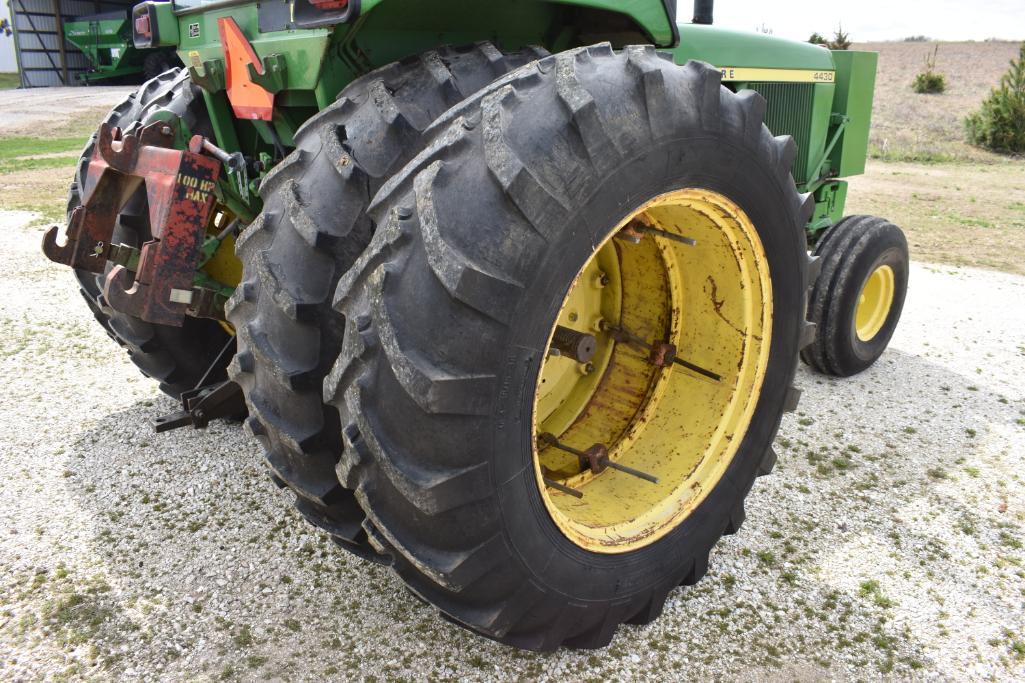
42;122;223;327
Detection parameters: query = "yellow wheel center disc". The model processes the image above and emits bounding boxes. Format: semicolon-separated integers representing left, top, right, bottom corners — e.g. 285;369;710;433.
532;189;773;553
855;264;895;342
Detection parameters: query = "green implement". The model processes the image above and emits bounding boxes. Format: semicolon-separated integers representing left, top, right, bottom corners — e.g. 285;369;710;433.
64;9;179;83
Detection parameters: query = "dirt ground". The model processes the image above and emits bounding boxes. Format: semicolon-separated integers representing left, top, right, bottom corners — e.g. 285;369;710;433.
847;159;1025;276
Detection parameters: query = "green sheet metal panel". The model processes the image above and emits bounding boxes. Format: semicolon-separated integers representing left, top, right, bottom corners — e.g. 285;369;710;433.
672;24;835;72
670;25;837;187
829;50;878;178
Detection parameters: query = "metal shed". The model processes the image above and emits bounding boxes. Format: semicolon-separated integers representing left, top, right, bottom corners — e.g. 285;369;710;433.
7;0;134;87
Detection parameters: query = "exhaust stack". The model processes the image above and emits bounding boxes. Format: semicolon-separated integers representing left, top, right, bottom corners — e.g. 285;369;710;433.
693;0;714;25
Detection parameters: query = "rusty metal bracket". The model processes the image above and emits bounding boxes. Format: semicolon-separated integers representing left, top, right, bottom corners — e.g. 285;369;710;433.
43;121;224;328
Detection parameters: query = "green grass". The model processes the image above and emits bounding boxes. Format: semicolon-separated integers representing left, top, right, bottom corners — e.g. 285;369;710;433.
0;135;87;223
0;72;20;90
0;156;79;175
868;145;958;164
0;137;88;160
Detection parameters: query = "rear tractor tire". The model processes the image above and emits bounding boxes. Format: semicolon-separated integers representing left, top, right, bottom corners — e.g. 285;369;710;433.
801;215;909;377
327;45;816;649
226;43;548;562
69;68;234;398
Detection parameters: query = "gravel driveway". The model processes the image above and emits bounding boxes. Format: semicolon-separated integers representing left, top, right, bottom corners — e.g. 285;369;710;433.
1;209;1023;681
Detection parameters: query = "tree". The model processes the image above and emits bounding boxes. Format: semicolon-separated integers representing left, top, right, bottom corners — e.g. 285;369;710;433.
965;43;1025;154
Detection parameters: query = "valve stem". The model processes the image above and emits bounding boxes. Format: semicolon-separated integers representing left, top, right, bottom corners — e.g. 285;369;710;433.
538;433;659;484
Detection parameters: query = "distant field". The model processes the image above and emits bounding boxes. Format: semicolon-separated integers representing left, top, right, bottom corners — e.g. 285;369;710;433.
844;40;1025;275
854;41;1022;162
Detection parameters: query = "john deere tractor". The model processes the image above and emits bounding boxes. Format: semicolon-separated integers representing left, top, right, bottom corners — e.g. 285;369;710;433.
44;0;909;649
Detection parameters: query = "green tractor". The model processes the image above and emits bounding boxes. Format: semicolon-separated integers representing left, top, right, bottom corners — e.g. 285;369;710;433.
63;9;181;83
44;0;909;649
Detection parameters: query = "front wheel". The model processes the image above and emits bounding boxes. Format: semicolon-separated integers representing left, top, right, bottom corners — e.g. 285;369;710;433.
326;46;816;650
801;215;909;376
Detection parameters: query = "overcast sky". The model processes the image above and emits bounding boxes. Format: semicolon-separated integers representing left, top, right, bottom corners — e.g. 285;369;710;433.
684;0;1025;42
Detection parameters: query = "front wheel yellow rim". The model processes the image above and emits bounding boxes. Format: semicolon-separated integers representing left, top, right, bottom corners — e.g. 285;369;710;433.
855;264;895;342
531;188;773;554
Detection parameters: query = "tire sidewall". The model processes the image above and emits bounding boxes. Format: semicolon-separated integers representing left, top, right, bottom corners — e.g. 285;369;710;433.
829;227;909;373
489;134;805;600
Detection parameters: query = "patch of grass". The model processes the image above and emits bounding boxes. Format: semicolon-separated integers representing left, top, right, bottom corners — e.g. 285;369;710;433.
0;137;87;161
926;467;948;480
999;531;1023;550
0;72;20;90
0;155;79;175
868;146;957;163
756;550;776;567
233;624;253;648
283;618;301;632
246;655;268;669
859;579;896;608
952;215;995;229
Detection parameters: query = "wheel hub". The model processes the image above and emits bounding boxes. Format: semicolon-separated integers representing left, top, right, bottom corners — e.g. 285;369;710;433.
855;264;895;342
532;188;773;553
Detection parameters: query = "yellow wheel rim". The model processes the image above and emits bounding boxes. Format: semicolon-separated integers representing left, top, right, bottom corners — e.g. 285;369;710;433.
855;264;895;342
532;188;773;553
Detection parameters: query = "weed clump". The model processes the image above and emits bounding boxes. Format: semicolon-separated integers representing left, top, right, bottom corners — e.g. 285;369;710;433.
913;46;946;94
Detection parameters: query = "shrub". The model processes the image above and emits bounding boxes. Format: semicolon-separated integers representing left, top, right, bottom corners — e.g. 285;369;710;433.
904;35;931;42
808;27;852;50
965;42;1025;154
913;46;946;94
827;26;852;51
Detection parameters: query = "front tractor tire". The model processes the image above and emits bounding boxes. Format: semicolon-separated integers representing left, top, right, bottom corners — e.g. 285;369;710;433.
801;215;909;376
327;45;816;649
226;43;548;561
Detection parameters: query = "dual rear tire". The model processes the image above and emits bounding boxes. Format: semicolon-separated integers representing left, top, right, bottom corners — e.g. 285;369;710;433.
317;46;814;649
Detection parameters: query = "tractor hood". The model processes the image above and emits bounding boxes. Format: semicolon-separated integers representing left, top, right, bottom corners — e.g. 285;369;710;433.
674;23;835;73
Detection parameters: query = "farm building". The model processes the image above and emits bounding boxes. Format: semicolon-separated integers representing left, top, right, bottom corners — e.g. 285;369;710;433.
6;0;134;86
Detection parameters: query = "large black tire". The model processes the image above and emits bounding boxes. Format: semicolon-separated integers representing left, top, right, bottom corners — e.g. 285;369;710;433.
325;45;816;649
225;43;548;561
142;51;179;81
69;68;234;398
801;215;909;376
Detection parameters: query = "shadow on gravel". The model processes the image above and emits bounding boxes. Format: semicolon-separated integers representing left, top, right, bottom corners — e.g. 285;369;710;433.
52;345;1024;679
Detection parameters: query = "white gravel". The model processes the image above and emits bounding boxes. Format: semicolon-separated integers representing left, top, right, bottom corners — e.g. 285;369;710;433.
1;208;1023;681
0;87;135;137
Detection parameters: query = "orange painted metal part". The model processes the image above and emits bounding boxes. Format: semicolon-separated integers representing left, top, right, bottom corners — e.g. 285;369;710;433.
217;17;275;121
